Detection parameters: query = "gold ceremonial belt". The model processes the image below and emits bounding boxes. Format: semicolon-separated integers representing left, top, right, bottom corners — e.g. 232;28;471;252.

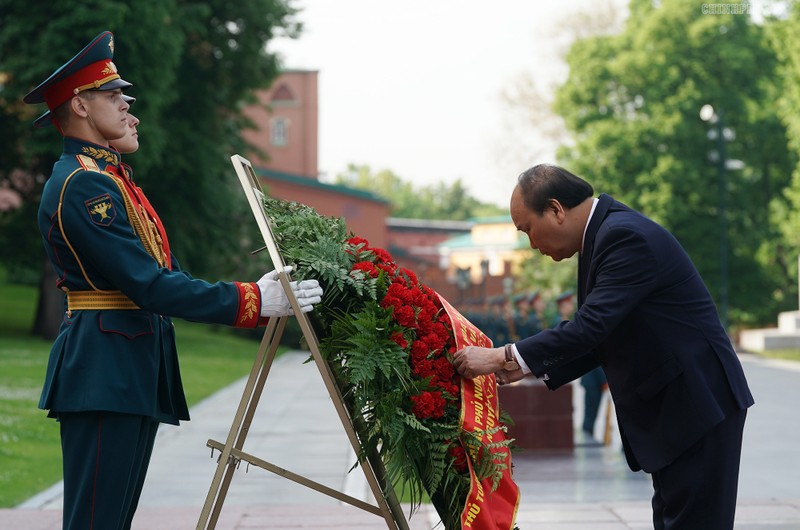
67;290;139;313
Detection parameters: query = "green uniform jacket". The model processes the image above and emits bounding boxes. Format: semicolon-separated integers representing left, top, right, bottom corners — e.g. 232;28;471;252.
38;137;262;425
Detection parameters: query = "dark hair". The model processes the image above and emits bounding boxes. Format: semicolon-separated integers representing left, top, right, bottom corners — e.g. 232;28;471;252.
52;100;73;128
52;91;98;129
516;164;594;214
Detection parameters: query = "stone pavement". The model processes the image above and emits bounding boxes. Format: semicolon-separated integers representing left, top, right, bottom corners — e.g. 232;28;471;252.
5;351;800;529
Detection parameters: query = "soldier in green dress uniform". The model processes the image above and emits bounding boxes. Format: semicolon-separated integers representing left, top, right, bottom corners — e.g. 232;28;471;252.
24;31;323;530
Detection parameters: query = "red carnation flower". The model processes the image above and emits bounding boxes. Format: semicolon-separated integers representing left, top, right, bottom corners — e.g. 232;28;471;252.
410;340;430;362
352;261;379;278
399;267;418;285
392;305;416;328
410;391;446;419
433;357;455;380
372;247;393;263
346;236;369;248
385;282;411;303
412;359;436;380
440;380;460;397
376;262;398;276
449;444;469;472
390;331;408;349
422;332;446;353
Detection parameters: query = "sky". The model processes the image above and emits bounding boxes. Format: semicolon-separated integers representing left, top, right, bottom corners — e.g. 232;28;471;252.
267;0;628;207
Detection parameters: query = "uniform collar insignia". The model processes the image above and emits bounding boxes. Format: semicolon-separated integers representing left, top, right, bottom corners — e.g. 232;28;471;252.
81;145;119;167
63;137;121;167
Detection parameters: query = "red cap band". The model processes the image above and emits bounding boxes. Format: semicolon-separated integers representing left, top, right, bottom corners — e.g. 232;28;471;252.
43;59;121;111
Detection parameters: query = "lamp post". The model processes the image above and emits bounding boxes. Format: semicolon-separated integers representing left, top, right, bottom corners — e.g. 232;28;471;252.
700;104;743;331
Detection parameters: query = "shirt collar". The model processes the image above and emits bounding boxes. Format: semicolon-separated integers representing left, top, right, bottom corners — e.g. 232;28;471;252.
581;197;599;253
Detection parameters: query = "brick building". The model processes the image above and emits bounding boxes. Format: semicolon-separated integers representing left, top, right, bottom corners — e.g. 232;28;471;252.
242;70;389;248
242;71;519;306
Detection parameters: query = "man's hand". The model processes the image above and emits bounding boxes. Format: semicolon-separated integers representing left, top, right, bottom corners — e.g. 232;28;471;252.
495;367;526;385
452;345;505;379
257;266;323;317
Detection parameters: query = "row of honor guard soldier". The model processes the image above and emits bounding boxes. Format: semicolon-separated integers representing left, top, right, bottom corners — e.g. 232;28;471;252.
463;290;575;346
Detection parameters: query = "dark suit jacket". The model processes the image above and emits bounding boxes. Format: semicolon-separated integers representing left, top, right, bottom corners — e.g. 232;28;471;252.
515;194;754;472
37;138;262;425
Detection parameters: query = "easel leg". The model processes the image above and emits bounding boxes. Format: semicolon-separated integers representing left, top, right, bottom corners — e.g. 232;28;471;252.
226;155;411;529
197;317;286;530
301;327;410;530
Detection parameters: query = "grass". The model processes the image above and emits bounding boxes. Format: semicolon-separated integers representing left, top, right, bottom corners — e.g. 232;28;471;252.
756;348;800;362
0;276;276;508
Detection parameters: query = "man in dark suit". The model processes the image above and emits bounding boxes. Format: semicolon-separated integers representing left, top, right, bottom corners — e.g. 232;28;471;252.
24;31;322;530
454;164;754;529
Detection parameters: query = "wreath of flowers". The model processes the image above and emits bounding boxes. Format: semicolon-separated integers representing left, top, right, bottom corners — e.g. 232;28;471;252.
262;196;514;529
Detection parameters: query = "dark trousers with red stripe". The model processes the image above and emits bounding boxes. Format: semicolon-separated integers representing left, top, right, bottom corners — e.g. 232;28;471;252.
59;411;159;530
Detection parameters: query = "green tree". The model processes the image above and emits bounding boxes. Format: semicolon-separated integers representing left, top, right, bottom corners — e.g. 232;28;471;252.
553;0;794;327
770;1;800;298
0;0;299;338
335;163;505;220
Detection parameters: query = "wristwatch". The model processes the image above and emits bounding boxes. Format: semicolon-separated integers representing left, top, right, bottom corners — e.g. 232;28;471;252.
503;344;520;372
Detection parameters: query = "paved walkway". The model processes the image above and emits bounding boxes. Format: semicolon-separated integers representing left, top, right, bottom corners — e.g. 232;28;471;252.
5;352;800;529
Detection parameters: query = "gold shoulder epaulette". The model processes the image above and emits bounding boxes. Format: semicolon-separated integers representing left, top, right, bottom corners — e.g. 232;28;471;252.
76;154;101;172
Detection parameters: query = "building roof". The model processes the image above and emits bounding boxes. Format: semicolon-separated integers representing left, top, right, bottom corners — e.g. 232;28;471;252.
469;215;513;224
255;167;389;204
387;217;473;232
439;232;528;251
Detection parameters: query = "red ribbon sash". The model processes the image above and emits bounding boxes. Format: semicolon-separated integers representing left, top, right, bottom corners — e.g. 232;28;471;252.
437;294;520;530
114;165;172;269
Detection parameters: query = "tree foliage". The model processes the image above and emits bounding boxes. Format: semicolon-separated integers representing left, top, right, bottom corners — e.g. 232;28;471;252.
334;163;506;220
497;0;625;174
770;1;800;296
0;0;299;337
552;0;796;326
0;0;300;280
123;0;300;277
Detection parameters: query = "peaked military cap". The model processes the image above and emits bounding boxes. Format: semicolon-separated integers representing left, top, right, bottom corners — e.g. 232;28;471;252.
23;31;131;125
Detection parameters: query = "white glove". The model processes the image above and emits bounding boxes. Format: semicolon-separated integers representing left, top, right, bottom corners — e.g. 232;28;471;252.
257;265;324;317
